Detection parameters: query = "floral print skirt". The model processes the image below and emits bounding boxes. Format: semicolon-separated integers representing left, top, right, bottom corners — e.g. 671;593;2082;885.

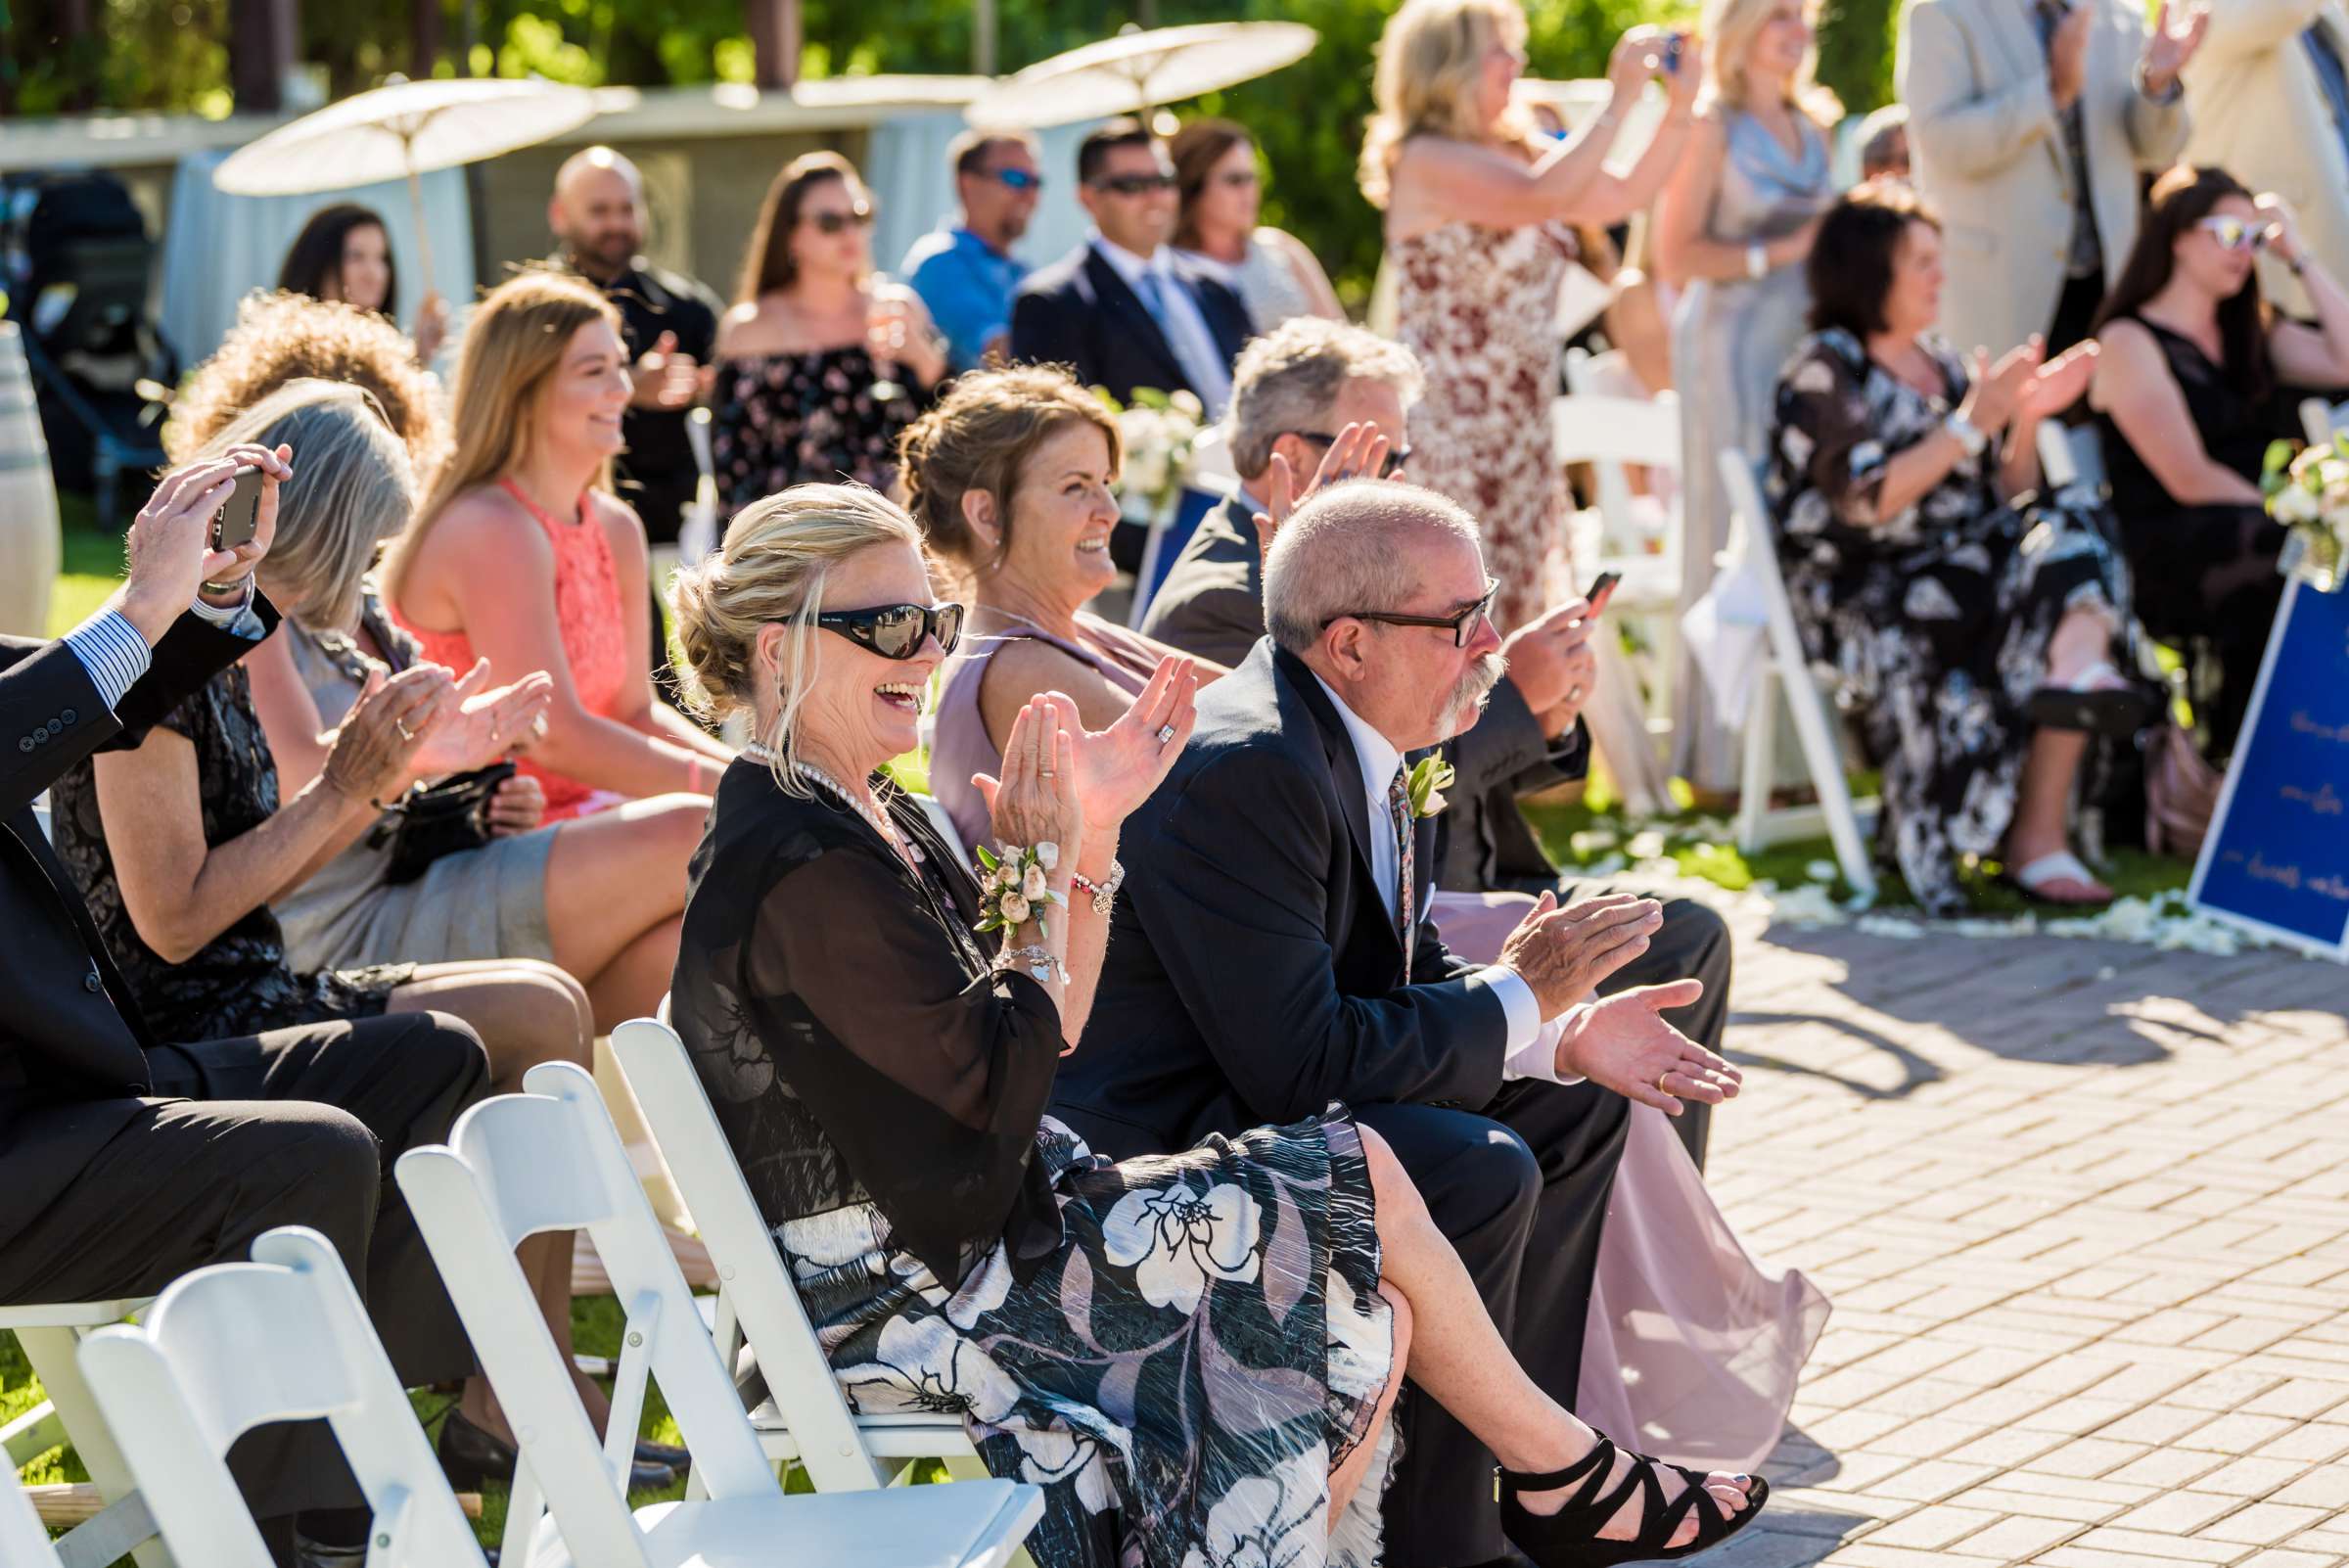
780;1111;1398;1568
1790;501;2131;915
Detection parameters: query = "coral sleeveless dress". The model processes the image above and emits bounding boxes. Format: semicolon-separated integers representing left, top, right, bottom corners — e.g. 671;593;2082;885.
398;479;631;822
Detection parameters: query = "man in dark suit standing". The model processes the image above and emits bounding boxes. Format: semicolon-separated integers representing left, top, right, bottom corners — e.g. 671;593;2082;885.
0;453;489;1566
1057;481;1741;1568
1146;318;1735;1168
1011;118;1251;573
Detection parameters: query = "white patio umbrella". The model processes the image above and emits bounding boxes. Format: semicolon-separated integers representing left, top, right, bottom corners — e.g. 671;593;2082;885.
964;22;1317;131
213;75;601;283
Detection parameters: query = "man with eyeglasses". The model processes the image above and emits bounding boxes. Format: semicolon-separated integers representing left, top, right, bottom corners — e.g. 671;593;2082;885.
1059;480;1742;1568
1147;318;1736;1172
1010;117;1252;424
901;128;1044;375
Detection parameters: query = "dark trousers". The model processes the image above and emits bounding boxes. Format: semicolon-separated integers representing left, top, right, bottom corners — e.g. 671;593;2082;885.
2048;269;2107;355
1513;884;1734;1171
0;1013;487;1526
1356;1079;1631;1568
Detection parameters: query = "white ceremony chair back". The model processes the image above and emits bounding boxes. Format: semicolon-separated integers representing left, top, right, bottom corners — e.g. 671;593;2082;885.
2035;419;2108;498
609;1017;988;1489
2301;395;2349;446
0;1294;162;1568
2;1462;65;1568
397;1061;1042;1568
1716;449;1879;899
74;1226;486;1568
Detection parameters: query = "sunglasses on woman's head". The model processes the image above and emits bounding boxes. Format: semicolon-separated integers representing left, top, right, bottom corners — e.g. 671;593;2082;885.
815;601;965;660
806;205;875;236
2198;215;2277;253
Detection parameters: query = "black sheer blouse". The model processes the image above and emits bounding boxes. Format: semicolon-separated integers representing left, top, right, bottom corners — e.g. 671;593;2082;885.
670;758;1066;1290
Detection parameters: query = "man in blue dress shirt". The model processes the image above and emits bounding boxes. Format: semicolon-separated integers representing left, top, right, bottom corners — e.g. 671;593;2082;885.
901;127;1042;375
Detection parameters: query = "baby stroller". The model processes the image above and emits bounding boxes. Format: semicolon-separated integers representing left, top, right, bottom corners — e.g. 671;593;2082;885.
1;171;178;526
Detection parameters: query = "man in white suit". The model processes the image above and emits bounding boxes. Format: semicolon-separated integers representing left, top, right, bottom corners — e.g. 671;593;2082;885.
2182;0;2349;312
1899;0;2206;356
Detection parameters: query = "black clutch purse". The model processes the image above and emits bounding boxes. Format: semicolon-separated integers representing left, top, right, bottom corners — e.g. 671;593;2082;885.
368;761;518;885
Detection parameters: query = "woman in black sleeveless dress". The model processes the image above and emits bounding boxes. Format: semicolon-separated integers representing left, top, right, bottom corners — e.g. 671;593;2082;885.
2091;167;2349;755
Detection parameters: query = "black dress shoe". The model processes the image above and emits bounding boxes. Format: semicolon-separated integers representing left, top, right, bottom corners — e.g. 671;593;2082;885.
437;1405;677;1493
290;1535;365;1568
636;1435;691;1477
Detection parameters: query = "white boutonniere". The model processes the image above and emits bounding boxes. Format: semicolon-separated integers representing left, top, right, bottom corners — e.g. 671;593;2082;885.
1405;756;1455;820
975;841;1063;938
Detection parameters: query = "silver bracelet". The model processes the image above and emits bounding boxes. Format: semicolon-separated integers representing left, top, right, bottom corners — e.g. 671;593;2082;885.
994;944;1068;987
1069;859;1126;916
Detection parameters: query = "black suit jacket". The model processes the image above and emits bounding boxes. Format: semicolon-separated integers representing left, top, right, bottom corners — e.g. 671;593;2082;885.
1054;642;1512;1159
1140;492;1591;893
1008;244;1250;406
0;603;276;1246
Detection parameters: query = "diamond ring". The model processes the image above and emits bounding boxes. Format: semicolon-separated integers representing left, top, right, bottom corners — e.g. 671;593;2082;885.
1157;723;1177;744
394;718;415;742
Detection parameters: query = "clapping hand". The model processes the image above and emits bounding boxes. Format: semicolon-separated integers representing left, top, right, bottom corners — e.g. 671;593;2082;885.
404;660;556;779
1251;422;1395;564
2141;0;2210;95
632;331;705;411
1497;891;1665;1017
322;664;454;806
1051;655;1202;831
2016;341;2100;425
973;696;1084;865
1557;981;1743;1114
1958;338;2046;438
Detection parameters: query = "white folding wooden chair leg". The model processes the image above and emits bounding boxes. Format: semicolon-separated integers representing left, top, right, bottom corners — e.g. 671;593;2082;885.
398;1061;1041;1568
74;1226;487;1568
1717;450;1878;899
3;1462;66;1568
5;1303;169;1568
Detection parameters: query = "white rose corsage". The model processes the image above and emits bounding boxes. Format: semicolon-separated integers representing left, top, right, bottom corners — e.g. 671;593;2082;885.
976;841;1064;939
1405;756;1455;820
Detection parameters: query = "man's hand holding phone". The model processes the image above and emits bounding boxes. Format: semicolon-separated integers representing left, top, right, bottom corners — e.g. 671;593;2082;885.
1502;573;1616;739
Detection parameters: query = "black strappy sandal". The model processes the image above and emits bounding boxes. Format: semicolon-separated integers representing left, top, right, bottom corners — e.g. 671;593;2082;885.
1496;1436;1770;1566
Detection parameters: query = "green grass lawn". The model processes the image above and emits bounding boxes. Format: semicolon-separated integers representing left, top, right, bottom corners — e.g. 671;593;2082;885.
46;494;120;639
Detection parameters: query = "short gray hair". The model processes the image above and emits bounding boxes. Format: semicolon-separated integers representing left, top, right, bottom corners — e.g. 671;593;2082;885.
199;379;414;634
1263;480;1481;654
1228;318;1424;480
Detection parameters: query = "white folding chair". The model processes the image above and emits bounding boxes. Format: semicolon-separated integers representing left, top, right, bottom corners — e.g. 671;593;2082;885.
2301;394;2349;445
916;793;972;871
1715;450;1879;899
2;1297;164;1568
74;1227;485;1568
607;1019;995;1495
396;1061;1041;1568
3;1461;66;1568
2035;419;2109;499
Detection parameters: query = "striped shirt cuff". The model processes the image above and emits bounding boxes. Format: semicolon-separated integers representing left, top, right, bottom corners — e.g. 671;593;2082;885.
61;608;152;714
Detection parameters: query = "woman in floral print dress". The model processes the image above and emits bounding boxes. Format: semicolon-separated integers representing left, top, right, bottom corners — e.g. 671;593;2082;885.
1768;185;2148;915
667;484;1768;1568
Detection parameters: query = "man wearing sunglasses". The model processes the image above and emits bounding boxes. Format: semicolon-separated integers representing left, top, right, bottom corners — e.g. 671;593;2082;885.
1059;480;1742;1568
901;127;1043;376
1010;118;1252;431
1149;317;1733;1173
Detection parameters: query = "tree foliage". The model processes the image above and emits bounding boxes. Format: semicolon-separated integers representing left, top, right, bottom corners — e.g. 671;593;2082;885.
3;0;1900;294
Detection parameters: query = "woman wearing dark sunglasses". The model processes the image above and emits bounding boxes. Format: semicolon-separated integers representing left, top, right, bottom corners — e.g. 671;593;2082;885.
2092;165;2349;756
713;151;949;524
1169;117;1345;333
668;480;1768;1568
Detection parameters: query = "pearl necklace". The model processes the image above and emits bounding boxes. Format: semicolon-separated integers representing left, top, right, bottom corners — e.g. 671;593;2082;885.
743;743;922;862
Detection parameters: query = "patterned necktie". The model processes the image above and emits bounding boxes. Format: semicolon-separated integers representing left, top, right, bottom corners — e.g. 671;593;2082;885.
1387;766;1416;984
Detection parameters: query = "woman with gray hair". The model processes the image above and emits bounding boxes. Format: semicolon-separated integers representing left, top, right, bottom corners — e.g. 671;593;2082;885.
47;379;681;1489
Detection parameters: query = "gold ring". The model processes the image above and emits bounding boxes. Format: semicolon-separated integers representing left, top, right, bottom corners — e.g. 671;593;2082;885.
1039;769;1056;778
1656;1070;1672;1093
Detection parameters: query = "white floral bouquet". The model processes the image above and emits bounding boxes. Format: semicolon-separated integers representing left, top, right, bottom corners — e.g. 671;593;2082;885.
1097;386;1203;522
2261;436;2349;591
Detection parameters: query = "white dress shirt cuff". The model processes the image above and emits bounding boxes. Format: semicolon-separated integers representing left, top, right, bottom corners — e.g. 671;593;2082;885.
61;609;152;713
188;579;265;639
1481;966;1589;1084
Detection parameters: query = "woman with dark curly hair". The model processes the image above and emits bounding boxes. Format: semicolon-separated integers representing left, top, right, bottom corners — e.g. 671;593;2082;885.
1768;181;2150;912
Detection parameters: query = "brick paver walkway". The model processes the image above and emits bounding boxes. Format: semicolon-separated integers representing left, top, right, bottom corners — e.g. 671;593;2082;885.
1691;897;2349;1567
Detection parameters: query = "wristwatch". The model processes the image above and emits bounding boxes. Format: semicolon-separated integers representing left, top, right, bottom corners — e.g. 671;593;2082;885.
1943;412;1989;458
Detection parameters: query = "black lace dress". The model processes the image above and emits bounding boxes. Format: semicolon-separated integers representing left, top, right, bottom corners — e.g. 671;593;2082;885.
2095;315;2297;756
712;344;924;520
48;662;413;1043
1768;328;2133;915
669;760;1398;1568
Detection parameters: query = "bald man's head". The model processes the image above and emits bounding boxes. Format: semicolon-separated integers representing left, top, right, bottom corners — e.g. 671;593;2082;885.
549;146;646;281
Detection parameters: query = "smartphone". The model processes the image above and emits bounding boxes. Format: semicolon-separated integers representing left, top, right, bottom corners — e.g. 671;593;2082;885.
1661;31;1685;75
210;465;263;553
1585;570;1622;606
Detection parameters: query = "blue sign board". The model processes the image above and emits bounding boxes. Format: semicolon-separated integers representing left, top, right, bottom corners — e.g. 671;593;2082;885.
2190;578;2349;959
